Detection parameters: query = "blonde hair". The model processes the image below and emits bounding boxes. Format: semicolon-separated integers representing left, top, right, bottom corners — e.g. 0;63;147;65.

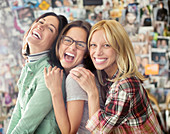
88;20;146;85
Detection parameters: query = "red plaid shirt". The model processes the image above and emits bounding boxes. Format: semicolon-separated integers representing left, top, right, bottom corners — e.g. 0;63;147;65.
86;75;162;134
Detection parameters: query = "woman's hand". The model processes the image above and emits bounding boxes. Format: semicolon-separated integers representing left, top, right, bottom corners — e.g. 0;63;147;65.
44;66;63;95
70;67;100;118
70;67;98;96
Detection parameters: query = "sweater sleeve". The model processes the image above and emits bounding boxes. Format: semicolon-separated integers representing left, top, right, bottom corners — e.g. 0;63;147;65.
10;78;53;134
6;95;21;134
66;74;88;101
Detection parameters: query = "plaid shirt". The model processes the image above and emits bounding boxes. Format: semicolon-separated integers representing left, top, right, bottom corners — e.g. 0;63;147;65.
86;74;162;134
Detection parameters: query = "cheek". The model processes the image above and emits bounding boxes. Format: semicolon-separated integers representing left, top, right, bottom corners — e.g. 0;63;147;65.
46;36;54;48
77;51;85;61
48;34;56;42
90;50;95;61
59;43;68;58
90;53;93;60
58;46;63;58
89;48;93;56
110;50;117;59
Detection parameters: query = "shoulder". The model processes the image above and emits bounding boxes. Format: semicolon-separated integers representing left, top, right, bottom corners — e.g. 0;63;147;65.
66;73;88;101
66;64;84;84
66;74;83;91
37;57;50;69
113;76;141;93
66;73;77;85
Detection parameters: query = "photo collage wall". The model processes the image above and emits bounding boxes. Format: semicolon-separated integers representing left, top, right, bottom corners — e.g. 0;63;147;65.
0;0;170;131
120;0;170;103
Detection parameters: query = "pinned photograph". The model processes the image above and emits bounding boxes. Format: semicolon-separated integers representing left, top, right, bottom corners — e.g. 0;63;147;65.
8;0;23;10
51;0;63;8
23;0;40;8
122;2;140;36
16;7;34;27
153;21;164;36
140;5;152;26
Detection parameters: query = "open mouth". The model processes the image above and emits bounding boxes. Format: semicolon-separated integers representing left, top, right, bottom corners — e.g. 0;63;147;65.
32;31;41;39
64;52;75;61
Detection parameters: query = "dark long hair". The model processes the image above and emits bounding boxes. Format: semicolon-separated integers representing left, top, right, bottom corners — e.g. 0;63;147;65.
49;20;95;71
23;12;68;58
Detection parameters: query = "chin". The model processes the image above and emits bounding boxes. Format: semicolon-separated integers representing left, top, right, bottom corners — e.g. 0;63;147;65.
95;66;104;71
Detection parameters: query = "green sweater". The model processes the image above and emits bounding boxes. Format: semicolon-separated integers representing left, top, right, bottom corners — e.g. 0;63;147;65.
7;56;65;134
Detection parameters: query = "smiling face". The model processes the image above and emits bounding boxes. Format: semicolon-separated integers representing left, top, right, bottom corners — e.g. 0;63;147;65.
58;27;87;73
89;29;118;78
26;15;59;54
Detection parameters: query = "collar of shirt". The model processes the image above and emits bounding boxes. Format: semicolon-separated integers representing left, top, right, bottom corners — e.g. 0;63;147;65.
28;50;50;62
106;69;119;90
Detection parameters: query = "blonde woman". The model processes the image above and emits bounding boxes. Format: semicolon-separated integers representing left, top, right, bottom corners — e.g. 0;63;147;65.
70;20;162;134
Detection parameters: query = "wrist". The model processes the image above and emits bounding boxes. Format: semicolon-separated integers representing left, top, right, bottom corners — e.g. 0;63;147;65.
50;87;62;98
87;88;100;118
88;88;99;100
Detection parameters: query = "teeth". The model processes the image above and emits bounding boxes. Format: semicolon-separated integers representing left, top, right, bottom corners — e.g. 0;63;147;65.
33;31;41;39
65;52;75;57
33;34;39;39
95;58;106;62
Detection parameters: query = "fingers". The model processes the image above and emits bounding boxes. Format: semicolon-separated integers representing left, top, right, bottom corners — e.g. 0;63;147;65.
48;66;52;74
52;66;57;72
70;67;93;79
78;68;91;77
44;66;62;76
70;72;80;82
44;67;47;77
70;69;81;78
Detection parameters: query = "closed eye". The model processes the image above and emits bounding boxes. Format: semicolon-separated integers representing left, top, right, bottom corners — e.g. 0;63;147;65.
48;27;53;32
38;20;44;24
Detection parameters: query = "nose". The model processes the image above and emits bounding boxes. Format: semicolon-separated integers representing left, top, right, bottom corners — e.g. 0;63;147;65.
37;24;44;31
69;41;77;51
96;46;103;56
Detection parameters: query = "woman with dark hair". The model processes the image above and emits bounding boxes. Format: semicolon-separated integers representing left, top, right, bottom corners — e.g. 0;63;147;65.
156;2;168;23
44;20;103;133
7;12;68;134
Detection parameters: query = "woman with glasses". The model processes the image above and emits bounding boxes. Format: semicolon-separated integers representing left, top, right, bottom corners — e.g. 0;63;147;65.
44;20;103;133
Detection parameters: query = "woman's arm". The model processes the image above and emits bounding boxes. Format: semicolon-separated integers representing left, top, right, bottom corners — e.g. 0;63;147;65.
51;90;84;134
44;66;84;134
6;97;21;134
8;76;54;133
70;67;131;133
70;67;100;118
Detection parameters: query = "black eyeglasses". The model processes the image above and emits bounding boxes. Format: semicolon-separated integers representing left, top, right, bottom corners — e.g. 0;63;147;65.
61;35;87;50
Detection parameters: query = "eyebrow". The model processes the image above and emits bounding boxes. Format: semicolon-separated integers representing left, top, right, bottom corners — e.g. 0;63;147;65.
42;18;58;32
